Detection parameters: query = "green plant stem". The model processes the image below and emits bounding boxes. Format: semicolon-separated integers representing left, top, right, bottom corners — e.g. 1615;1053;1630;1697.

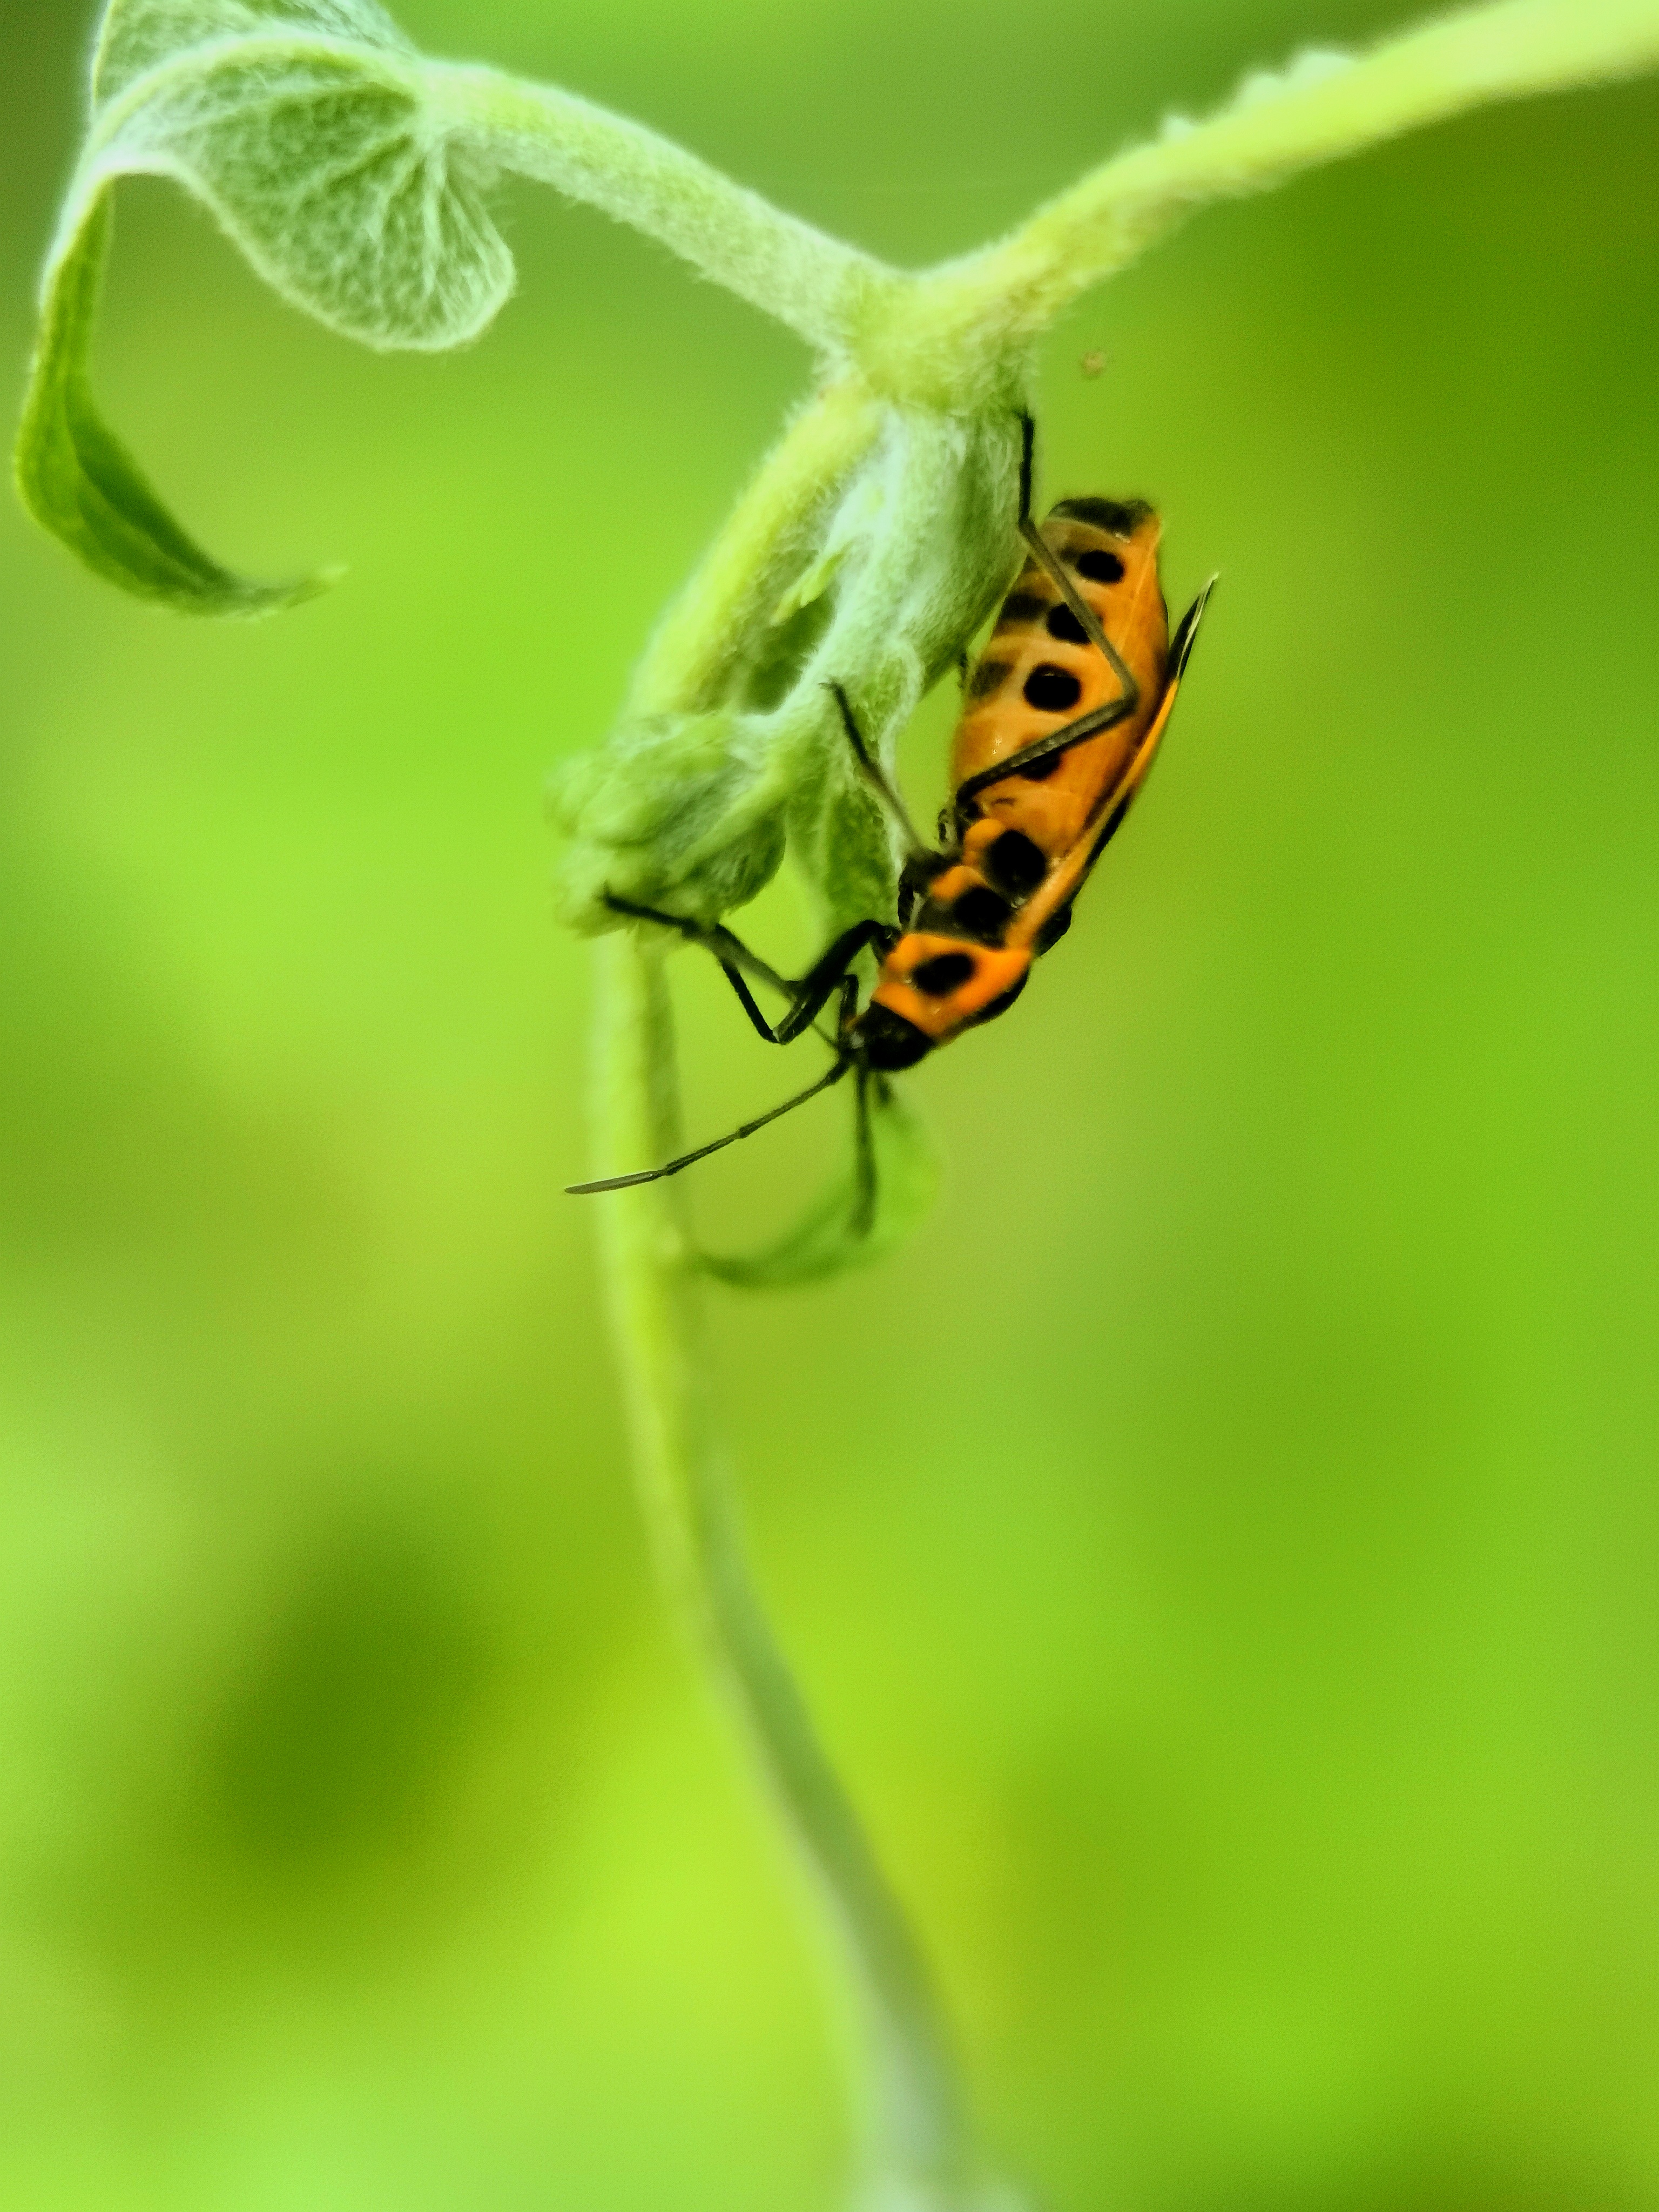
626;377;885;718
431;63;908;354
872;0;1659;387
590;929;977;2206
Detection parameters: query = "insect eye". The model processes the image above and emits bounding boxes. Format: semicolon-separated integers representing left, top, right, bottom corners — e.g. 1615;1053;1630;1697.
1023;665;1082;713
910;951;976;997
1045;603;1088;644
1074;548;1125;584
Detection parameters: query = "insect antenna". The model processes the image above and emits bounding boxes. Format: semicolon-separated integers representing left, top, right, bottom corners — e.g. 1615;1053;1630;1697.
567;1053;855;1195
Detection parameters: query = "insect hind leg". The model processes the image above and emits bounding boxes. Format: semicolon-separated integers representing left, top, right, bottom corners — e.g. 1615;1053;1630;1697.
1016;408;1037;530
1010;410;1140;729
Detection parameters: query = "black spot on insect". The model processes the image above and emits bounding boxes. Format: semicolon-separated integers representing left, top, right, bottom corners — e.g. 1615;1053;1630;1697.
1024;664;1082;713
1045;603;1089;645
1051;496;1152;536
951;884;1013;941
1034;905;1073;955
985;830;1046;899
911;951;976;997
995;593;1048;630
1074;548;1125;585
969;658;1011;701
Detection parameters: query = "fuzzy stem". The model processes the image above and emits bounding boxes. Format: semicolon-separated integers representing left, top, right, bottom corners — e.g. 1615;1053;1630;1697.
590;930;979;2207
430;63;908;355
626;376;885;718
872;0;1659;388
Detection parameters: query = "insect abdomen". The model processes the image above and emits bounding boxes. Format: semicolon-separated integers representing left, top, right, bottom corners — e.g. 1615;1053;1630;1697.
949;505;1170;867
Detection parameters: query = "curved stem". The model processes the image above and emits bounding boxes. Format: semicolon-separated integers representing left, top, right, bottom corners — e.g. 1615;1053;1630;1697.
589;930;982;2209
429;63;908;356
884;0;1659;377
627;376;884;719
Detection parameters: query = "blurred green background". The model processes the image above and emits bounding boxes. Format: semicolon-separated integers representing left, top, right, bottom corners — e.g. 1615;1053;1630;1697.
3;2;1658;2207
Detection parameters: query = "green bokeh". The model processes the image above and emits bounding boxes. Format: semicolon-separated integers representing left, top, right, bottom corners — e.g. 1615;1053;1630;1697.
2;2;1658;2207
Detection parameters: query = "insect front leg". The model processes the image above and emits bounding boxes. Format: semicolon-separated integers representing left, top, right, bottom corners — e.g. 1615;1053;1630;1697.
771;918;898;1043
602;892;891;1047
602;892;797;1043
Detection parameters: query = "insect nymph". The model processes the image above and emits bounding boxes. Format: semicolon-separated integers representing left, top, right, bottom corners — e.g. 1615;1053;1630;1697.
571;416;1214;1218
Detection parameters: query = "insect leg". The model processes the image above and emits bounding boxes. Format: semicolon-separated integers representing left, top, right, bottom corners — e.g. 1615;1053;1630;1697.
1006;589;1213;955
603;891;888;1047
603;893;791;995
1017;407;1036;521
601;892;800;1044
824;682;930;862
1012;410;1140;725
849;1065;878;1238
772;918;896;1043
954;698;1131;813
963;545;1218;815
567;1053;855;1195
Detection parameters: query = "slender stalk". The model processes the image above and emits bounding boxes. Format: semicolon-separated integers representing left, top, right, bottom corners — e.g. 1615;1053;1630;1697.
873;0;1659;386
626;377;884;719
429;63;909;355
590;929;980;2208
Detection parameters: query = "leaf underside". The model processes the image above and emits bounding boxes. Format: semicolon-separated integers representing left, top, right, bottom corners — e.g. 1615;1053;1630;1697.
16;0;515;612
15;193;322;613
698;1078;939;1290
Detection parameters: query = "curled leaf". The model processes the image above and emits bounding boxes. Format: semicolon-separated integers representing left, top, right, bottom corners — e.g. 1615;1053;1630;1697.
15;193;323;614
698;1078;940;1291
79;31;511;351
17;0;512;609
93;0;415;106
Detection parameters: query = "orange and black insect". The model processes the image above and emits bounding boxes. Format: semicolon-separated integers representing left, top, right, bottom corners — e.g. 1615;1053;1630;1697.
570;414;1215;1218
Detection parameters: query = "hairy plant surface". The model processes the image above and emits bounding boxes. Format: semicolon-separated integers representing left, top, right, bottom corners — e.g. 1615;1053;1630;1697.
16;2;1659;2205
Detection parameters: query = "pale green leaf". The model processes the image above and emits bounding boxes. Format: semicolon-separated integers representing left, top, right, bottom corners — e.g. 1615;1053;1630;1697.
78;36;512;351
93;0;413;106
14;192;323;612
16;0;513;608
698;1080;939;1291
